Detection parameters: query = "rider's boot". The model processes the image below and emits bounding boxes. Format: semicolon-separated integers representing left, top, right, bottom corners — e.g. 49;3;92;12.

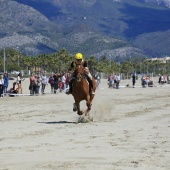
87;73;95;95
66;81;72;95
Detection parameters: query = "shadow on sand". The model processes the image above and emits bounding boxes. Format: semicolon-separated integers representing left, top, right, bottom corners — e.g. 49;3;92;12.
38;121;77;124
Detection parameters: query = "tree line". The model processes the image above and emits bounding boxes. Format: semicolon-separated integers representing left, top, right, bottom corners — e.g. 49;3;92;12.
0;48;170;76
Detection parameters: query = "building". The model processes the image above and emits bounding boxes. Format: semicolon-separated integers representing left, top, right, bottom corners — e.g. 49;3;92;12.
147;57;170;63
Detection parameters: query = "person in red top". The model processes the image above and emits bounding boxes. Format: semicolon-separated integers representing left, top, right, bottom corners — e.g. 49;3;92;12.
29;73;36;95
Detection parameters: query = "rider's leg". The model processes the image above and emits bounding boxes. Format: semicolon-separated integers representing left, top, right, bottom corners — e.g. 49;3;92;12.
86;72;95;94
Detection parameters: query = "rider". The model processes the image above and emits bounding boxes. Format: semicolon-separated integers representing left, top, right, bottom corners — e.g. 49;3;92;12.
66;52;95;95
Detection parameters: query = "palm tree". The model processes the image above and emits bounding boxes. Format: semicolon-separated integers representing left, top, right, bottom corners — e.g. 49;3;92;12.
38;54;49;72
166;60;170;74
59;49;70;72
87;56;97;75
121;60;133;79
23;56;32;73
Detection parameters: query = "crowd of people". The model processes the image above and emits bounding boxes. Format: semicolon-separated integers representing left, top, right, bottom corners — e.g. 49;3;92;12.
0;73;9;97
141;74;168;88
29;72;70;95
108;74;121;89
29;70;102;96
107;73;170;89
0;70;101;98
0;72;25;97
1;70;169;98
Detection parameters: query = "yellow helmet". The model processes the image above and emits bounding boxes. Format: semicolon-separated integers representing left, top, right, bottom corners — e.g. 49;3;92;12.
75;53;83;60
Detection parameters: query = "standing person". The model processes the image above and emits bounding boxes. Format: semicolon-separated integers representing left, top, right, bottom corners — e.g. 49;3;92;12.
109;74;113;88
36;74;41;95
17;72;25;84
41;72;48;94
61;73;66;92
0;74;4;98
95;73;101;90
161;75;164;84
66;52;95;95
158;74;161;84
48;74;54;93
132;73;136;88
29;73;35;95
115;74;120;89
3;73;9;93
16;81;22;94
163;75;167;83
53;72;59;94
112;74;116;88
65;73;70;90
58;73;63;92
94;72;98;80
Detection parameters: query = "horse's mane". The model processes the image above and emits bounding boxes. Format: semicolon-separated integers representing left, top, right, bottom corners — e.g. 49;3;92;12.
74;63;85;75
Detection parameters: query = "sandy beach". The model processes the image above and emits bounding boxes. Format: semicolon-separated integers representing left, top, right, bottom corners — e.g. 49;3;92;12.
1;77;170;170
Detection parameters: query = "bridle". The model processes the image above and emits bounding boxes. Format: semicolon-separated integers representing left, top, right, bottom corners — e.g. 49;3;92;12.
75;64;85;82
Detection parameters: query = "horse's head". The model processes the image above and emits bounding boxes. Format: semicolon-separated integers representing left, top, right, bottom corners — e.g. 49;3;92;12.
75;64;85;82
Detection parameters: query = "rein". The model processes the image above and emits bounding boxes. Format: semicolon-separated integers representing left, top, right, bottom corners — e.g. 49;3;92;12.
75;64;85;82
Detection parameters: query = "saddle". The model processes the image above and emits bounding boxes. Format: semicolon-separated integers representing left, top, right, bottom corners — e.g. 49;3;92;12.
69;74;93;94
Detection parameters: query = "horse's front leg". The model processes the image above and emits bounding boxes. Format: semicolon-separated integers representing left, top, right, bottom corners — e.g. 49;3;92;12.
85;99;93;122
75;101;83;115
86;96;92;116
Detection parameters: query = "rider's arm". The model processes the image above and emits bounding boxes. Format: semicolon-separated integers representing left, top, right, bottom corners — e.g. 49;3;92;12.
83;61;89;73
68;62;74;72
83;61;88;68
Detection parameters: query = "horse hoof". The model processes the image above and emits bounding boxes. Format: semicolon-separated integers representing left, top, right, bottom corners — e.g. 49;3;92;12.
73;108;77;112
73;103;77;112
77;111;83;115
77;116;93;123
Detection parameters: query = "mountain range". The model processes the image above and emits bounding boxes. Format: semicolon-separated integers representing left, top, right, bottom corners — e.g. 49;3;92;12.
0;0;170;61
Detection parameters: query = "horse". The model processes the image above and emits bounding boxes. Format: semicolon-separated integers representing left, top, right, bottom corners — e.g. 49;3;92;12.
71;64;96;119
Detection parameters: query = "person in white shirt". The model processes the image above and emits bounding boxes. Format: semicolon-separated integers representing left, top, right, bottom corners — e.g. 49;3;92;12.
96;73;101;90
17;72;25;84
115;74;120;89
161;75;164;84
61;73;66;92
41;72;48;94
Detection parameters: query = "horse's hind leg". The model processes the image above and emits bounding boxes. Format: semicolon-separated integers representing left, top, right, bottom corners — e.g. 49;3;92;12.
85;100;93;122
85;93;96;117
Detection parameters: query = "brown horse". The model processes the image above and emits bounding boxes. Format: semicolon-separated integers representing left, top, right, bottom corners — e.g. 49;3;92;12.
72;64;96;117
